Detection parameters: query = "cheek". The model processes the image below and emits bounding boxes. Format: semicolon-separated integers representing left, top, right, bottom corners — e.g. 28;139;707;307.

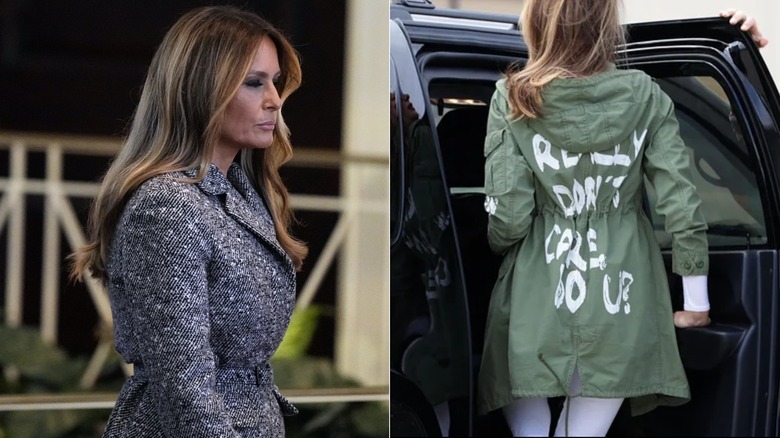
223;102;254;133
221;109;240;138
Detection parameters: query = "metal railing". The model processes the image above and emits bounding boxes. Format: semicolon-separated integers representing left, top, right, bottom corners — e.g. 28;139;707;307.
0;130;389;409
0;387;389;412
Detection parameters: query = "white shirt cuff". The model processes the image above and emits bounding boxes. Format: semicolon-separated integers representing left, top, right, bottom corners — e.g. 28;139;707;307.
682;275;710;311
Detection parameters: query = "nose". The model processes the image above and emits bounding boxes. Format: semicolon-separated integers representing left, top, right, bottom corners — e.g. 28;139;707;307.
265;82;282;110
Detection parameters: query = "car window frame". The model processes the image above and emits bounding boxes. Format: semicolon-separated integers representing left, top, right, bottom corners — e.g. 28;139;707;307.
621;43;780;249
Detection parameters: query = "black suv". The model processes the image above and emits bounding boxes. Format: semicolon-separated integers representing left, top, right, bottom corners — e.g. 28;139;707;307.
390;0;780;436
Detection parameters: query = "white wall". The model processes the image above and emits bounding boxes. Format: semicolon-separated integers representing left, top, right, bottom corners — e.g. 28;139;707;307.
622;0;779;84
444;0;779;85
337;0;390;386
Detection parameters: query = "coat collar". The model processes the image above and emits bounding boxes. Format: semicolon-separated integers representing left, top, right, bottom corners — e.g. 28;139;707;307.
226;163;265;215
185;163;293;272
185;163;231;196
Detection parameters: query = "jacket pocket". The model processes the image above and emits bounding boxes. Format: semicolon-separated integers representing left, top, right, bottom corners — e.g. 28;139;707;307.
484;128;509;194
495;242;521;280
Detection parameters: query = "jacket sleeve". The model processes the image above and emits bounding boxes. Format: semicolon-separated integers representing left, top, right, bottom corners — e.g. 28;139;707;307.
120;190;239;438
484;88;536;255
643;88;709;277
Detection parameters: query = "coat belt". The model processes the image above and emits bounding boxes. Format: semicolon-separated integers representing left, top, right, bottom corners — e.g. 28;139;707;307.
131;361;298;416
132;362;274;387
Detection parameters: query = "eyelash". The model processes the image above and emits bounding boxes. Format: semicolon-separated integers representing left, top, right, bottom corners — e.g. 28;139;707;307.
244;78;282;88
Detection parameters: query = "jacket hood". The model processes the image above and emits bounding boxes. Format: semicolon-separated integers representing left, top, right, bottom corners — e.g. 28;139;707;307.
499;64;653;154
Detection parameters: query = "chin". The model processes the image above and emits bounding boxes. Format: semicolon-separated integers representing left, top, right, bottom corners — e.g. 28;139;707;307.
246;138;274;150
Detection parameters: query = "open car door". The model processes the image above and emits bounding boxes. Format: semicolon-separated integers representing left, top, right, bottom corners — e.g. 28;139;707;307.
618;17;780;437
390;13;474;437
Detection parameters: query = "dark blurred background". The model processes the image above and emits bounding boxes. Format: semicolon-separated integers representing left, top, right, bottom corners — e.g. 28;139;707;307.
0;0;345;360
0;0;345;145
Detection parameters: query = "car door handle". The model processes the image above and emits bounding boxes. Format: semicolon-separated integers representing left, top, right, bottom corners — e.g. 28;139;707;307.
675;323;745;370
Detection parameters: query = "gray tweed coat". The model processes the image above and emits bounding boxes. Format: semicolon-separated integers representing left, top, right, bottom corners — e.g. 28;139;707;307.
103;163;297;437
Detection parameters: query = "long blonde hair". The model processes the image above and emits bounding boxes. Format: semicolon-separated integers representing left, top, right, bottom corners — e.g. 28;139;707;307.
70;5;307;281
507;0;625;119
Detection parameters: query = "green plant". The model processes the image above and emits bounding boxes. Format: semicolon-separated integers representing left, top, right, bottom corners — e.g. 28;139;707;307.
0;324;113;438
0;306;388;438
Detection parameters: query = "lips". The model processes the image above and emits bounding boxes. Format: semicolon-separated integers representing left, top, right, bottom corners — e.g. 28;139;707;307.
258;121;275;130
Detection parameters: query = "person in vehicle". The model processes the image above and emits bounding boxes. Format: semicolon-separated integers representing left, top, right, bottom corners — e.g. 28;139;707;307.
476;0;711;435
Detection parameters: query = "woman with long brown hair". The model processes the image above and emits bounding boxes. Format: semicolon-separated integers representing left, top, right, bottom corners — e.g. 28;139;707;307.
70;5;306;437
476;0;712;435
478;4;770;436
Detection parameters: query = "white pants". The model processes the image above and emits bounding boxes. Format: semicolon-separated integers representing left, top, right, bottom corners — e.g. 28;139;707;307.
501;369;624;437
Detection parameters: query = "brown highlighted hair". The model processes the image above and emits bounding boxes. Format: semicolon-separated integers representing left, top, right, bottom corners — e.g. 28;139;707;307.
70;5;307;281
506;0;626;119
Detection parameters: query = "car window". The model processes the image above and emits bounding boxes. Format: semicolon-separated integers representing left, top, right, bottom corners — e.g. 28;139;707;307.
390;21;473;416
644;73;768;249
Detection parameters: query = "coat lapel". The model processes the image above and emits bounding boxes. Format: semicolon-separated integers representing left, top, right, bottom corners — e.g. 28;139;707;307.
191;164;294;273
224;191;292;268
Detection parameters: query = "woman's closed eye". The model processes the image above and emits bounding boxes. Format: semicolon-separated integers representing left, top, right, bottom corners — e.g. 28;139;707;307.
244;72;281;89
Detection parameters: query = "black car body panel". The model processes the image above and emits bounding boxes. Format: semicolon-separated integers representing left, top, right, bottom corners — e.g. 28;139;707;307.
390;1;780;436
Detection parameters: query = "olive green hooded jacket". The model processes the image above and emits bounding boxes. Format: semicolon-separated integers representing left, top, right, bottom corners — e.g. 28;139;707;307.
477;64;709;416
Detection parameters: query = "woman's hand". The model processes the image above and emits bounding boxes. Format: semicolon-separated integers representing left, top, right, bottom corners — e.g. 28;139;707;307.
720;9;769;48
